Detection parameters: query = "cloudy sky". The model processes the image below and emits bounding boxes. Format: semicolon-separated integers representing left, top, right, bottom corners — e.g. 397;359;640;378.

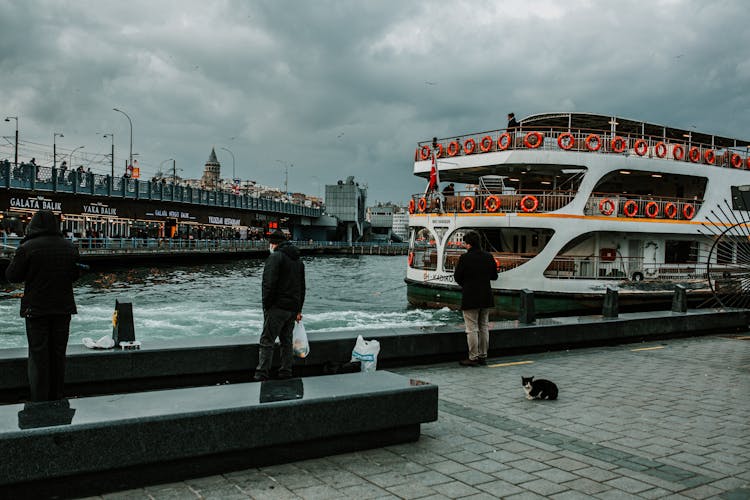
1;0;749;203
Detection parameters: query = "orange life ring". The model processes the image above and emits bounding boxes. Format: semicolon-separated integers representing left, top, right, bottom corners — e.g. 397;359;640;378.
408;199;415;214
704;149;715;165
435;143;445;158
682;203;695;220
463;138;477;155
520;195;538;213
747;157;750;169
447;141;460;157
461;196;475;213
408;252;414;267
688;147;701;163
484;195;501;212
419;145;430;160
623;200;638;217
611;136;626;153
599;198;615;216
673;144;685;160
414;148;420;161
479;135;493;152
585;134;601;151
418;197;427;212
524;131;544;149
493;257;502;271
654;142;667;158
645;201;659;218
731;154;742;168
557;132;574;150
634;139;648;156
497;132;511;151
664;202;677;219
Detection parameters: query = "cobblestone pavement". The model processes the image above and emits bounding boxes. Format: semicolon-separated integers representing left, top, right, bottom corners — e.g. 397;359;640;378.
85;334;750;499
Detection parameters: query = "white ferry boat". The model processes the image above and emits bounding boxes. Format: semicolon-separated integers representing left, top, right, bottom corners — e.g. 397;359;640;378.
406;112;750;317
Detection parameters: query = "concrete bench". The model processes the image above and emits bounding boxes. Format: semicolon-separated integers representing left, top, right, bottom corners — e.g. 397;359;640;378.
0;371;437;497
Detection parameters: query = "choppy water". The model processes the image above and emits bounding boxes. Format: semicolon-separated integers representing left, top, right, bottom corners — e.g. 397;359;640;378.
0;255;460;349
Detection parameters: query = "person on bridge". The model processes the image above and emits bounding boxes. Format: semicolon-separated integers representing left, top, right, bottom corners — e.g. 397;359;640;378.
254;230;306;381
453;231;498;367
5;210;80;401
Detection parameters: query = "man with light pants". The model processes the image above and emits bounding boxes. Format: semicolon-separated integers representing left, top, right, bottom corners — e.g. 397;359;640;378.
453;231;498;366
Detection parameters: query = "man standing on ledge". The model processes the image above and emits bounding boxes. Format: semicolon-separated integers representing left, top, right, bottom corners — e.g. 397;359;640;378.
5;210;80;401
453;231;498;366
254;230;306;381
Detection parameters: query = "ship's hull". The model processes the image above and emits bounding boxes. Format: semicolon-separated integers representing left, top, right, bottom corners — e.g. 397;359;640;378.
406;279;713;318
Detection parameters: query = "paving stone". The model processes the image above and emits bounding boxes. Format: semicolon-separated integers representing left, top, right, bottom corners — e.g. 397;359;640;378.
475;479;525;497
384;481;439;499
292;484;345;499
532;467;578;483
506;458;548;473
336;483;390;499
561;477;610;495
407;470;453;487
366;471;410;488
428;460;470;475
420;480;479;499
604;476;659;494
467;458;509;474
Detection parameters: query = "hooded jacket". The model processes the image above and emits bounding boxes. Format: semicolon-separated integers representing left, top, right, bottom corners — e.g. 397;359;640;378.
262;241;306;313
453;245;498;310
5;210;80;317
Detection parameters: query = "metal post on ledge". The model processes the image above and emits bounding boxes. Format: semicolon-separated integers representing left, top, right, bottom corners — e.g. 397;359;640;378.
602;286;619;318
672;284;688;313
519;289;536;324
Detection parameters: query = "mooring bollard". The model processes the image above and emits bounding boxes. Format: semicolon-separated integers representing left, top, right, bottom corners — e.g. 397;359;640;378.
113;299;136;347
519;289;536;324
603;286;619;318
672;284;688;313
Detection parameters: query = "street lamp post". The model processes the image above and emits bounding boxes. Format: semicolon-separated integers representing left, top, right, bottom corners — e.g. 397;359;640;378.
102;133;115;177
112;108;133;170
4;116;18;167
220;147;235;180
53;132;64;169
69;146;85;168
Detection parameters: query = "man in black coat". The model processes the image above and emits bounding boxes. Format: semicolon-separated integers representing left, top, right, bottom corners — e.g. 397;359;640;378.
254;230;306;381
453;231;498;366
5;210;80;401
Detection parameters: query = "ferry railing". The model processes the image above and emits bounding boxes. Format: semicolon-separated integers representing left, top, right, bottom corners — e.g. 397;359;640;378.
542;256;710;281
0;163;323;218
585;194;703;221
410;190;577;215
416;126;750;170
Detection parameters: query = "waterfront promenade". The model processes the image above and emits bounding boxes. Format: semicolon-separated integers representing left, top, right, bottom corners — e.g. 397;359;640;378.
80;333;749;499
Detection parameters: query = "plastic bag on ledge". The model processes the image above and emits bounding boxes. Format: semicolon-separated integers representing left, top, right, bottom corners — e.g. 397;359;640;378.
351;335;380;372
292;321;310;358
82;335;115;349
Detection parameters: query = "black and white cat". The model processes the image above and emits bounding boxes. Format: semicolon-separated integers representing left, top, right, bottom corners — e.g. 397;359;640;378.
522;376;558;400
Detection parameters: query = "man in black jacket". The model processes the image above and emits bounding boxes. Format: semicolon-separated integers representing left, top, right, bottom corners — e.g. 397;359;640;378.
5;210;80;401
254;230;306;381
453;231;498;366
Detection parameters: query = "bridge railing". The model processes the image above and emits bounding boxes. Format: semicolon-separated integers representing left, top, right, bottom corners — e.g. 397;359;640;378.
0;163;322;218
1;236;409;258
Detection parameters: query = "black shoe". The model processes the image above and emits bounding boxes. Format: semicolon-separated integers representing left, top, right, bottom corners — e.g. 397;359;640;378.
477;358;487;366
253;374;268;382
459;359;480;367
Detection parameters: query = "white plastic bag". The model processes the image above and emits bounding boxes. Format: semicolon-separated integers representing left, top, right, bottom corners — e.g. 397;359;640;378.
292;321;310;358
82;335;115;350
351;335;380;372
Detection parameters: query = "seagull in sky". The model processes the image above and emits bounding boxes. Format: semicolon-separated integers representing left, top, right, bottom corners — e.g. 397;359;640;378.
424;81;437;86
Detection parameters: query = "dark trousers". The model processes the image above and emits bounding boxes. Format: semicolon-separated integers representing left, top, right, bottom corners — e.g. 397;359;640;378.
25;315;71;402
255;308;296;378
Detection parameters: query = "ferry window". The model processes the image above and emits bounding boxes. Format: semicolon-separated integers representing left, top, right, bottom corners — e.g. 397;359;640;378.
409;227;437;270
443;228;553;272
665;240;698;264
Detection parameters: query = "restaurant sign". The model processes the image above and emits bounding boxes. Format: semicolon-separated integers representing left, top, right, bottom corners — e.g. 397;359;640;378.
10;196;62;211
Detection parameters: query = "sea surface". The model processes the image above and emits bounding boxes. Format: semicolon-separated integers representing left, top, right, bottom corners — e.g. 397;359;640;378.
0;255;460;349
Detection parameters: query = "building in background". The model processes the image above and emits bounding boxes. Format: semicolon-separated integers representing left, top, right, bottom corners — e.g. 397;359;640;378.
325;176;367;242
200;148;221;189
391;208;409;242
